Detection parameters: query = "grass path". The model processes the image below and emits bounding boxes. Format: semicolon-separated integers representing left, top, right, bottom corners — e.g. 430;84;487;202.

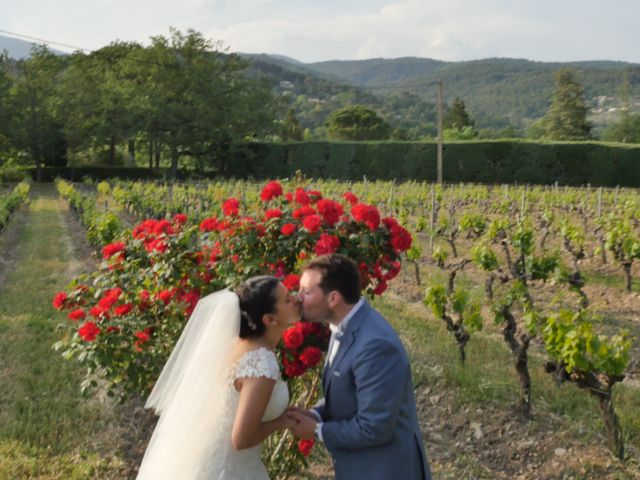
0;184;125;479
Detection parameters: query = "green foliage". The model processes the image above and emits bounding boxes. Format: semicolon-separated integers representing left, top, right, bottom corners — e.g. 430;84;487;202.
511;222;534;255
444;97;475;129
424;284;447;318
526;253;560;281
540;68;592;140
443;126;478;140
0;181;30;230
543;310;631;377
431;244;449;266
326;105;391;141
471;242;499;271
55;179;122;248
459;213;487;238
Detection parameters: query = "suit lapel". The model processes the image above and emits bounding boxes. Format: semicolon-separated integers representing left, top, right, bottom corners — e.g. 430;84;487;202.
324;302;371;394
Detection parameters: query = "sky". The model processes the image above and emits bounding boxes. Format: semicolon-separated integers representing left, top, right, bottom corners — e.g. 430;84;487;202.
3;0;640;64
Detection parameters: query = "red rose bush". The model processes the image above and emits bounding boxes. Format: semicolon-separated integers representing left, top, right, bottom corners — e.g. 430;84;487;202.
52;180;412;475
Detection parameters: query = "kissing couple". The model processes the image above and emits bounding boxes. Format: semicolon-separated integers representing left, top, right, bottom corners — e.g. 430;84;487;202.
136;253;431;479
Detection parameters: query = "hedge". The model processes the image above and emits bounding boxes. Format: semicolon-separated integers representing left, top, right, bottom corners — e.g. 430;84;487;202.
23;140;640;187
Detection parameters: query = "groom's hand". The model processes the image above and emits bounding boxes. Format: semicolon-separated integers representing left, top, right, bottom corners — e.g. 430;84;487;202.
286;406;314;418
287;411;316;440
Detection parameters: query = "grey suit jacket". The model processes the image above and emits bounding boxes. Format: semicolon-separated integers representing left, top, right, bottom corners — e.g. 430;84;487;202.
314;301;431;480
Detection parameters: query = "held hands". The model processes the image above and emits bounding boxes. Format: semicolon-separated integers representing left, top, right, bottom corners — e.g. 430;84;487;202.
285;407;317;440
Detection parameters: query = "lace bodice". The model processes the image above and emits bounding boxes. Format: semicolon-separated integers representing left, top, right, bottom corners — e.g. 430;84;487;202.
230;347;290;422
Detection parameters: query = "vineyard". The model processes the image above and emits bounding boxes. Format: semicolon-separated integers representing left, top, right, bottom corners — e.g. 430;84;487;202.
0;178;639;478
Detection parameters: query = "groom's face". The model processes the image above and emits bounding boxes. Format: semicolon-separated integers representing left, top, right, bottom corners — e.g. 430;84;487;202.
298;269;332;324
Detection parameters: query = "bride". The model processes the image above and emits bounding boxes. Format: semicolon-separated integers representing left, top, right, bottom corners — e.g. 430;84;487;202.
136;275;300;479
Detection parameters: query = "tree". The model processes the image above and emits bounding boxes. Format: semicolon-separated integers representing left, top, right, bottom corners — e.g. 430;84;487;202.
281;108;304;141
540;68;592;140
0;53;14;159
444;97;474;129
11;45;67;180
57;43;144;165
325;105;391;141
135;29;278;177
602;72;640;143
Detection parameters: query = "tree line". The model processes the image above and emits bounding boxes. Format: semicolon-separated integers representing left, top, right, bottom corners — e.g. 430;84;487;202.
1;29;639;180
0;29;280;179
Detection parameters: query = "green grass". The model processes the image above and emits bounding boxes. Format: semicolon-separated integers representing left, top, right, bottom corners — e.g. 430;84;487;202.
0;188;124;478
584;268;640;293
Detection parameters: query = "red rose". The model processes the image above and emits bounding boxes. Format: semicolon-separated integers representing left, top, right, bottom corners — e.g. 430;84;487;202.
294;188;311;206
300;346;323;368
89;305;109;319
383;260;401;280
307;190;323;203
314;233;340;255
265;208;282;220
153;219;174;236
67;308;86;322
105;287;123;299
283;357;306;378
342;191;359;205
390;225;412;252
134;330;151;342
298;439;315;457
144;238;167;253
98;295;119;311
173;213;188;226
222;198;240;217
52;292;68;310
302;214;322;233
106;326;120;334
102;241;125;259
283;274;300;291
180;290;201;316
283;326;304;350
373;279;388;295
281;223;297;236
78;321;101;342
157;289;174;305
199;216;219;232
260;180;283;201
382;217;399;229
317;199;344;226
285;192;294;203
300;322;321;336
292;205;316;219
114;303;134;316
351;203;380;231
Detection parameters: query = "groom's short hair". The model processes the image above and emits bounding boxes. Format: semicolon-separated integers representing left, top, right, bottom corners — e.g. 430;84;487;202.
303;254;361;304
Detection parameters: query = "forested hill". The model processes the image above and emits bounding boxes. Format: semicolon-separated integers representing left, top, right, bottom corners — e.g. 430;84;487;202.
243;54;640;130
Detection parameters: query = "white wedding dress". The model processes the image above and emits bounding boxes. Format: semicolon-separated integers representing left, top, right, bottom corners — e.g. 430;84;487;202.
136;290;290;480
217;347;290;479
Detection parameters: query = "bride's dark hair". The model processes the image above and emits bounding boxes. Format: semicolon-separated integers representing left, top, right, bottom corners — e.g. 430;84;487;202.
235;275;280;338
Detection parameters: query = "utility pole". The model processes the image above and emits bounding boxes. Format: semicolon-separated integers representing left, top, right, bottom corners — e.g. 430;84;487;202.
437;79;444;184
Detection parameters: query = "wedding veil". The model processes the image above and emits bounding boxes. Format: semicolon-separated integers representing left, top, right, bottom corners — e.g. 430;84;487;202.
137;289;240;479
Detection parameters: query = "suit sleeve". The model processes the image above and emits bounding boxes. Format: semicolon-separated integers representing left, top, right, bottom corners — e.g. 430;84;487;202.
312;399;326;421
321;337;408;451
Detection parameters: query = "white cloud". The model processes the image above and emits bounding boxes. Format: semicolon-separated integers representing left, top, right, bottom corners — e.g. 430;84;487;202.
3;0;640;62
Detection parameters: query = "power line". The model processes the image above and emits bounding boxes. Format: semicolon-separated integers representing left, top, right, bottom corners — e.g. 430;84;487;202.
0;29;91;53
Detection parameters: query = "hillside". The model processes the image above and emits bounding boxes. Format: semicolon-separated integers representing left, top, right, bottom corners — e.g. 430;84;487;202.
0;34;65;59
246;54;640;131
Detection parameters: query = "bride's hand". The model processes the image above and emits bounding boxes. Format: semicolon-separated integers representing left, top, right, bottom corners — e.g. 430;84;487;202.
286;406;315;418
277;412;299;430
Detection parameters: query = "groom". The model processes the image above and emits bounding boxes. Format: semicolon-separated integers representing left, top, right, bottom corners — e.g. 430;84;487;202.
289;254;431;480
